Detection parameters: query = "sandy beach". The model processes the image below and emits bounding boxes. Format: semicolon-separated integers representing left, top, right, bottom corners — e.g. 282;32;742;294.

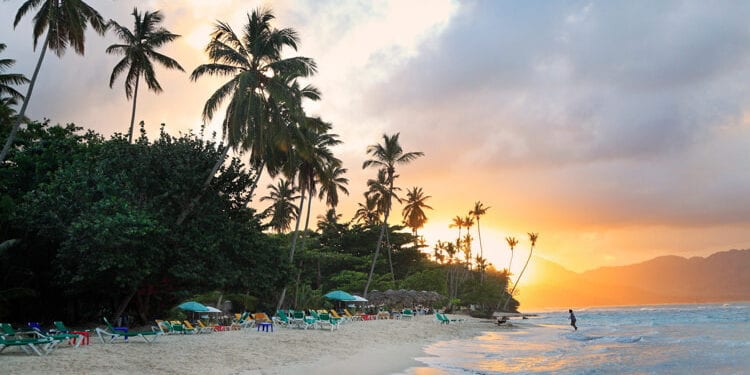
2;316;488;374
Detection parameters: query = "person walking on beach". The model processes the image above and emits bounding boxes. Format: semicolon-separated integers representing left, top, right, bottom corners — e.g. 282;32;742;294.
569;309;577;330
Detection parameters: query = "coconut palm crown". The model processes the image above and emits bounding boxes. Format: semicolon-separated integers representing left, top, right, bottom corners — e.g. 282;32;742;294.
107;8;184;143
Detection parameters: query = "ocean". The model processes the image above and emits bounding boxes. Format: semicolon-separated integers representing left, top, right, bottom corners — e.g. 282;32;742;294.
402;303;750;374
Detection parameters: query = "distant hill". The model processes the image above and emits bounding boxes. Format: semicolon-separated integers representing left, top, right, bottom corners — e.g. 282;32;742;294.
518;249;750;309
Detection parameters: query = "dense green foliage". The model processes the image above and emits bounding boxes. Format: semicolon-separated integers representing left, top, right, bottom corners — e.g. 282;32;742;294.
0;122;519;323
0;122;289;323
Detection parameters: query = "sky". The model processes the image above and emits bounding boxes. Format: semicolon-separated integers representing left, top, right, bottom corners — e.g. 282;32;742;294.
2;0;750;275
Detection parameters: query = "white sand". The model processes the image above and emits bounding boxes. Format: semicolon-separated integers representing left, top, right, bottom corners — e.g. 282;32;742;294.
2;316;489;374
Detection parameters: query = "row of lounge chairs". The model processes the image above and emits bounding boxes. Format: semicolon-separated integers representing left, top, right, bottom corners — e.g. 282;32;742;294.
0;320;94;356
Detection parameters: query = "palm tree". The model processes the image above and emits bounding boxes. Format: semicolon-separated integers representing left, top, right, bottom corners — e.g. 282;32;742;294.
402;186;432;238
260;178;299;233
317;163;349;209
366;168;395;218
449;215;464;241
361;133;424;297
503;232;539;311
181;7;318;225
280;122;342;308
316;208;342;234
505;236;518;274
106;8;184;143
469;201;490;263
433;240;446;264
353;193;380;225
0;43;29;101
1;0;107;162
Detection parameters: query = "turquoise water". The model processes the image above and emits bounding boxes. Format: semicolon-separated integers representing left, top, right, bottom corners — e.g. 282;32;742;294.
404;303;750;374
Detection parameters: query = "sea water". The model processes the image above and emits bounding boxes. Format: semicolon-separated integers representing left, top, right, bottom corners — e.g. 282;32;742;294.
401;303;750;374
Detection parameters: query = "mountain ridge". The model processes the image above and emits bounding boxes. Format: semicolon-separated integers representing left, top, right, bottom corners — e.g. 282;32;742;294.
517;249;750;309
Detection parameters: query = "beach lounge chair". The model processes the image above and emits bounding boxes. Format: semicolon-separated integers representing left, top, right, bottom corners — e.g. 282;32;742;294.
435;313;450;324
310;310;339;331
233;312;254;329
183;320;210;334
329;309;349;323
273;310;291;327
0;335;57;356
170;320;197;334
288;310;308;329
401;309;415;320
435;313;464;324
196;320;217;333
343;309;364;322
95;317;162;344
253;313;272;323
3;322;80;348
154;320;175;334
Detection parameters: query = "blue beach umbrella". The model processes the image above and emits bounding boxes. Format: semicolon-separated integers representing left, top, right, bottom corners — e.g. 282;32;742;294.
178;301;209;312
324;290;357;301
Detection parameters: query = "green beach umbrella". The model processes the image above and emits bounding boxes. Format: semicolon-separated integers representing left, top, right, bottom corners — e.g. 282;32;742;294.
324;290;357;301
177;301;209;312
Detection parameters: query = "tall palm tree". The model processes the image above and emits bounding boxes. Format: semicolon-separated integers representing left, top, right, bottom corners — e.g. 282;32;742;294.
260;178;299;233
280;121;341;308
362;133;423;297
366;168;394;218
106;8;184;143
503;232;539;311
449;215;464;241
505;236;518;274
0;43;29;101
469;201;490;262
1;0;107;162
181;7;318;225
402;186;432;238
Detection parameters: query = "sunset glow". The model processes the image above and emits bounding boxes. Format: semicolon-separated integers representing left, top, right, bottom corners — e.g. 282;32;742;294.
2;0;749;277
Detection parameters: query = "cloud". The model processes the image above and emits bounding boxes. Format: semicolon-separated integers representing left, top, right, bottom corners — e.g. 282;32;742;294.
358;0;750;229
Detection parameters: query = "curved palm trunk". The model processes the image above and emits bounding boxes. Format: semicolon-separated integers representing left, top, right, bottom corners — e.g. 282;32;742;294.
363;212;388;298
128;75;140;143
364;180;393;297
476;218;485;282
175;145;230;225
384;224;395;282
502;244;534;312
247;160;266;199
276;188;306;310
0;34;49;162
294;189;314;300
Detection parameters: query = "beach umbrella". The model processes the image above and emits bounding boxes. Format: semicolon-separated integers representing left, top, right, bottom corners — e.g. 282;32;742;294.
323;290;357;301
205;306;222;313
177;301;209;312
351;295;368;302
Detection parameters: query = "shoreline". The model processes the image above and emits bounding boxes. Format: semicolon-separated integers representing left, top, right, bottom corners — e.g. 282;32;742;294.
3;315;489;374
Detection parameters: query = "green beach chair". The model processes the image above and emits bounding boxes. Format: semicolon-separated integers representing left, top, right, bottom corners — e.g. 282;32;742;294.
0;335;57;356
95;317;162;344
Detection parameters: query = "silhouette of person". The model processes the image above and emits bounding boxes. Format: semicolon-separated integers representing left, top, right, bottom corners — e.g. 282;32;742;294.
569;309;577;330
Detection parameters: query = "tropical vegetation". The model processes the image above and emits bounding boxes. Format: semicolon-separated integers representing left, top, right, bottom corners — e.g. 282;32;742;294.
0;5;531;324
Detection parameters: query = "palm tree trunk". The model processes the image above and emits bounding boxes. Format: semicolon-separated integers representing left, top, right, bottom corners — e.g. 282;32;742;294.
0;34;49;162
276;188;306;310
247;160;266;198
175;145;230;225
476;218;484;282
363;216;387;298
128;75;140;143
502;244;534;311
364;184;392;297
384;225;395;282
